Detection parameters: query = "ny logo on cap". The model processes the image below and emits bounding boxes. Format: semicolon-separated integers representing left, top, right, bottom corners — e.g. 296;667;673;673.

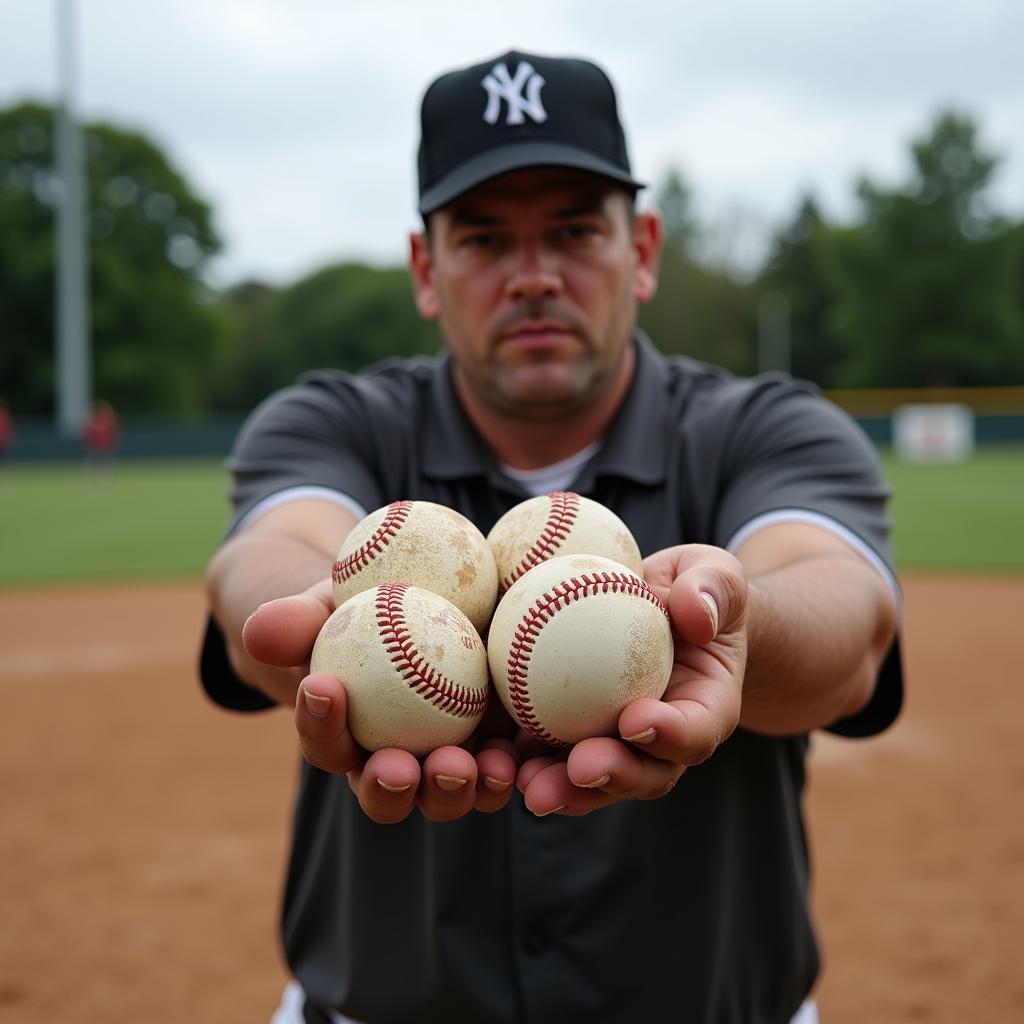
481;60;548;126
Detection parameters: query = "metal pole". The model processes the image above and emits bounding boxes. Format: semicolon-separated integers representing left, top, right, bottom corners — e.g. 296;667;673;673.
55;0;91;437
758;291;791;376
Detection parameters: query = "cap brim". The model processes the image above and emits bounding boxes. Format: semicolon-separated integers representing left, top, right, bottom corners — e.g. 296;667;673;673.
418;141;645;214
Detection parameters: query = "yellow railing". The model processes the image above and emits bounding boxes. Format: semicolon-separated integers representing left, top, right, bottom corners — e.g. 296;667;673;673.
824;387;1024;416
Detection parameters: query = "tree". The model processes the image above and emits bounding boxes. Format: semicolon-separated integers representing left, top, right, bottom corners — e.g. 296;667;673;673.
656;167;701;261
825;111;1024;387
0;102;224;415
251;262;440;402
757;195;847;387
207;279;280;410
639;166;757;374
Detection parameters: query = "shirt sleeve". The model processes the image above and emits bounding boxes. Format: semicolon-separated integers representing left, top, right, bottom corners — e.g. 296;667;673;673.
225;373;388;537
200;371;391;712
709;375;903;737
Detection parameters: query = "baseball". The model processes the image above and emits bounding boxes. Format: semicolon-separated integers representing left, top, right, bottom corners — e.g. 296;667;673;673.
487;553;674;747
311;583;490;756
487;492;643;594
332;500;498;635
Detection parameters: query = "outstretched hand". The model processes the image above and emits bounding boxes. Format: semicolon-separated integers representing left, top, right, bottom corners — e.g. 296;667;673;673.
241;579;520;824
516;544;748;816
241;543;746;823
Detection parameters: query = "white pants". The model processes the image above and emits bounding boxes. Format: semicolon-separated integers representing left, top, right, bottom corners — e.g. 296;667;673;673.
272;980;820;1023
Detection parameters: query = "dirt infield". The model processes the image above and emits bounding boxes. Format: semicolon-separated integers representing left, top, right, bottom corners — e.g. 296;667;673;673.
0;576;1021;1022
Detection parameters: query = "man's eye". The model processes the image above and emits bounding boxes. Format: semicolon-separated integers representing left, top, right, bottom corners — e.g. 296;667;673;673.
464;233;498;249
561;224;597;241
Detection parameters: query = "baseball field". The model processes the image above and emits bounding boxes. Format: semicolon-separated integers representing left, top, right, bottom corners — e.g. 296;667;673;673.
1;450;1022;1021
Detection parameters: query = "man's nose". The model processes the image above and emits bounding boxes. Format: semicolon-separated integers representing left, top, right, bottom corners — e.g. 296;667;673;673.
504;240;563;302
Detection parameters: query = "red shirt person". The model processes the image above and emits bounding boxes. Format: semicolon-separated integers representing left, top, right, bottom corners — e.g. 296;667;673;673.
84;401;121;461
0;400;14;463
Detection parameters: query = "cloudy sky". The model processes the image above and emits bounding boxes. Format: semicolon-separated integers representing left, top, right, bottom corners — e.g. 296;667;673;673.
2;0;1022;287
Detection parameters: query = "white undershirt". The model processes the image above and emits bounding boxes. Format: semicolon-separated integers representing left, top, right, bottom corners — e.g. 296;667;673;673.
499;440;602;497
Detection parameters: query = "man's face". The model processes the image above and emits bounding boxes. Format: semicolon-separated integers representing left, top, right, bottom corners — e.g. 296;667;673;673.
410;167;661;419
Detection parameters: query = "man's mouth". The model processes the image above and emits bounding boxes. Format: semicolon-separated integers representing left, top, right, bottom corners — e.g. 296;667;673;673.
499;321;575;349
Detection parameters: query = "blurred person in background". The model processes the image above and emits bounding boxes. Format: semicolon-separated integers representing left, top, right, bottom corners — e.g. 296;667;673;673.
83;399;121;470
201;50;902;1024
0;399;14;472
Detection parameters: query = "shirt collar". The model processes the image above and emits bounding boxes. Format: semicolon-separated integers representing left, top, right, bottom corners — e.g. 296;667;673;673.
580;330;670;487
421;330;671;487
421;351;497;480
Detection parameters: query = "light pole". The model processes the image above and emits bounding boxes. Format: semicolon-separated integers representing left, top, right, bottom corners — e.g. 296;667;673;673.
55;0;91;437
758;291;791;377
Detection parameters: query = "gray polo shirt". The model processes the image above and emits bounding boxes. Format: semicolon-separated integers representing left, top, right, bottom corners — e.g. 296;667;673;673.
201;333;902;1024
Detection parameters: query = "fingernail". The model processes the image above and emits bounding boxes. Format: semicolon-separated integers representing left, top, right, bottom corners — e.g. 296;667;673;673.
580;773;611;789
623;727;657;744
534;805;566;818
303;690;331;718
377;779;413;794
483;776;512;793
699;590;720;638
435;775;468;793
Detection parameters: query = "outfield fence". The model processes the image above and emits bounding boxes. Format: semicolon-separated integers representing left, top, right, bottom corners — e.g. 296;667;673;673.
6;388;1024;461
825;386;1024;446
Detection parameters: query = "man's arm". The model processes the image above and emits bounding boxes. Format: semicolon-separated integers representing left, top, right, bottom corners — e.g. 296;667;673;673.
205;498;358;706
516;524;899;815
734;521;898;735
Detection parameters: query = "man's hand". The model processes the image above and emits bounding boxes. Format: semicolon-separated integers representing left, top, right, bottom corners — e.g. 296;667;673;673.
242;580;519;824
516;544;747;816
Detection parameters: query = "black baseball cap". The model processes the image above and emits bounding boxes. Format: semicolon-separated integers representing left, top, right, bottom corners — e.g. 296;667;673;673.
417;50;645;215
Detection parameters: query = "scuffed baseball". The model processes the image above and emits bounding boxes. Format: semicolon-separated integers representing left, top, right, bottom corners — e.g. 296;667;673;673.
332;500;498;635
311;583;489;756
487;554;674;747
487;492;643;594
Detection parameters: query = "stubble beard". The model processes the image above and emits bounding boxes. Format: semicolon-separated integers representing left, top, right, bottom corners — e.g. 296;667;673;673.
481;299;604;418
460;332;635;426
445;291;635;423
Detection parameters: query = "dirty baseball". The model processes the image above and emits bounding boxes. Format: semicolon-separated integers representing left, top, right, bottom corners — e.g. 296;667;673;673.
332;499;498;635
487;491;644;594
311;582;490;756
487;553;674;747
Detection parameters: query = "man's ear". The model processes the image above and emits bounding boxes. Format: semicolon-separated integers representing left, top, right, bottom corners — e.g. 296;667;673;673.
632;211;663;304
409;232;439;320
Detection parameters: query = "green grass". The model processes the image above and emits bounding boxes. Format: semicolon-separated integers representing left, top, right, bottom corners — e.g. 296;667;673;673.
0;447;1021;587
881;445;1024;572
0;459;231;586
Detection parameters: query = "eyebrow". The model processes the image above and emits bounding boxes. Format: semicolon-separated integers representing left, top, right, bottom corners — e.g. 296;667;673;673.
445;207;502;228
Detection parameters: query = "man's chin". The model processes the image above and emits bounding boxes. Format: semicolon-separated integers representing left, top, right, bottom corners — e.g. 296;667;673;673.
494;366;595;412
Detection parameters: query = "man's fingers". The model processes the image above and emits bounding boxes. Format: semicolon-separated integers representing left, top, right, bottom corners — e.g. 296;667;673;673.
666;548;747;647
516;754;562;793
566;736;684;799
417;747;479;822
519;761;617;817
474;739;518;813
243;578;335;667
352;748;422;824
295;672;363;774
618;693;738;767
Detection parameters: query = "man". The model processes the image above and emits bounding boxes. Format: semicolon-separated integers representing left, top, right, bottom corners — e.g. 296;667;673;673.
202;50;902;1024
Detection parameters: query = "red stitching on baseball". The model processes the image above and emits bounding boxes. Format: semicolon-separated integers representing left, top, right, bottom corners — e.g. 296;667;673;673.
505;571;668;745
500;491;581;593
375;583;487;718
333;500;412;585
